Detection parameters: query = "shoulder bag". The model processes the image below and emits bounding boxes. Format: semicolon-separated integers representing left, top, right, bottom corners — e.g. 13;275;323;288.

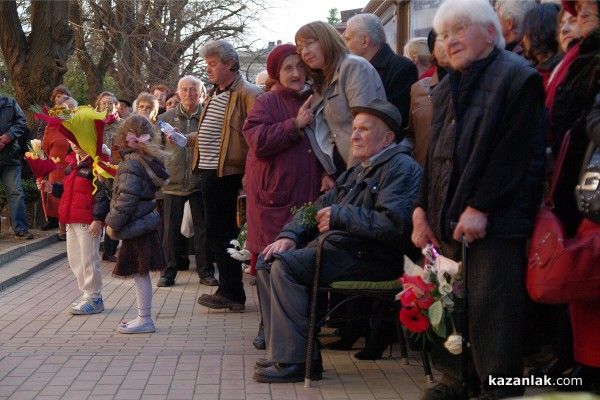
527;130;600;304
575;142;600;224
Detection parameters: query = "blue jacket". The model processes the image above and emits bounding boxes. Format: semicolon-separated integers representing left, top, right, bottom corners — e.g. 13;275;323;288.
0;95;26;166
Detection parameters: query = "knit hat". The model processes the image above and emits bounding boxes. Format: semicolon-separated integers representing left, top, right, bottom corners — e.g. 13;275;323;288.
563;0;600;16
267;44;298;81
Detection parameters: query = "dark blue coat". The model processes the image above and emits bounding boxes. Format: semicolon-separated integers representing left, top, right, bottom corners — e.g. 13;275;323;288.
0;95;26;166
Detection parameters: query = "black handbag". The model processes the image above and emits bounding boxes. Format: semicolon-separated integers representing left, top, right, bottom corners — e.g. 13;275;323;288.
575;142;600;224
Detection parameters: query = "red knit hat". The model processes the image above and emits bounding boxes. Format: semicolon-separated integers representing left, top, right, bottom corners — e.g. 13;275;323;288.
563;0;600;16
562;0;576;16
266;44;298;81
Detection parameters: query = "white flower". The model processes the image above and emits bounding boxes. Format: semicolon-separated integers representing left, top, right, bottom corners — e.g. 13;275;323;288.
229;239;241;248
230;248;251;261
444;334;463;355
439;281;453;295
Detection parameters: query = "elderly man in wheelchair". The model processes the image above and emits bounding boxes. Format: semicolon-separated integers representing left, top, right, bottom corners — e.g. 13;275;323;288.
253;98;422;383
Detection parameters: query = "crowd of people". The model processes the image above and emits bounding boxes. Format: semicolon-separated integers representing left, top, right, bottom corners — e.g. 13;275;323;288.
1;0;598;396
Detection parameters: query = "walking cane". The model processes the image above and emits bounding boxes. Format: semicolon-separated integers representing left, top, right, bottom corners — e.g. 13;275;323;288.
461;236;469;400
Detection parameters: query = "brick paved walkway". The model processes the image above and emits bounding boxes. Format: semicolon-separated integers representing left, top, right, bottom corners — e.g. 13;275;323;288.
0;257;437;400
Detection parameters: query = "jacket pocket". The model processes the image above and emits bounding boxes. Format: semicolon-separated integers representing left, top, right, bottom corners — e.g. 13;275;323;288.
256;189;290;208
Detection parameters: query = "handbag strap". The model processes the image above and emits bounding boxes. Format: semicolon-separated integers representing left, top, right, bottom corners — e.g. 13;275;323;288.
546;130;571;205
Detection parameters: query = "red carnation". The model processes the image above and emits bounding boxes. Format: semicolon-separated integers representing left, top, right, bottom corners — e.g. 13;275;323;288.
400;307;430;333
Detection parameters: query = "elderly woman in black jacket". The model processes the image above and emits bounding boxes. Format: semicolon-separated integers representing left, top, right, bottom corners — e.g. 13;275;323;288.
412;0;546;397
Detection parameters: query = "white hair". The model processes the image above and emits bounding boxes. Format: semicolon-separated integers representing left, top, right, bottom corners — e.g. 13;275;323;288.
433;0;505;49
347;13;386;45
496;0;538;36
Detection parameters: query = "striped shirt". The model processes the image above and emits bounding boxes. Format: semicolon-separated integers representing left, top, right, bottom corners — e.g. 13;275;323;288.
197;91;230;170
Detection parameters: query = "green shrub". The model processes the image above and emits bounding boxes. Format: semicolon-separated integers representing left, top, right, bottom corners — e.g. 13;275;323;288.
0;179;40;211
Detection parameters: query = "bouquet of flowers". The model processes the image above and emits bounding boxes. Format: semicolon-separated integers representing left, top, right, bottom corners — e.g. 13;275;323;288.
397;244;463;355
290;202;318;228
23;140;62;220
227;223;251;262
30;104;91;120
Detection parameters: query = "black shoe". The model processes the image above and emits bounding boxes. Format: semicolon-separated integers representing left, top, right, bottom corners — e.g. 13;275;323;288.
255;356;323;371
200;276;219;286
102;254;117;262
326;319;370;350
529;357;573;379
40;218;59;231
157;277;175;287
354;323;397;360
253;334;266;350
253;362;322;383
419;381;464;400
197;293;245;312
255;358;273;368
14;231;33;240
253;324;266;349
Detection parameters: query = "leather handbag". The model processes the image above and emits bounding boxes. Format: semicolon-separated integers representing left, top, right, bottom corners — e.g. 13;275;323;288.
575;142;600;224
527;131;600;304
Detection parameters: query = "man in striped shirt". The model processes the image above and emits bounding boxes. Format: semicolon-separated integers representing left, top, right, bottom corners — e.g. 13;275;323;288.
188;40;262;312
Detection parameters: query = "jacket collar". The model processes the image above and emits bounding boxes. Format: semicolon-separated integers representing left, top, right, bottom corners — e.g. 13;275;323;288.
177;103;202;119
369;43;394;69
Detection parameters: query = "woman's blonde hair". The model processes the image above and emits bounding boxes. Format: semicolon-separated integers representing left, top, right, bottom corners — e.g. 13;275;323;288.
135;92;159;121
295;21;348;93
114;114;166;158
403;37;433;69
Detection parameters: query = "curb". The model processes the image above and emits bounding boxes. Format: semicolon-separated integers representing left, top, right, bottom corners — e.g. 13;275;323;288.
0;241;66;291
0;234;59;265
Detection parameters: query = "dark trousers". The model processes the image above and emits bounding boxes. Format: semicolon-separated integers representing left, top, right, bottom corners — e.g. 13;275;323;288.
433;237;527;397
103;235;119;257
198;170;245;303
161;191;214;280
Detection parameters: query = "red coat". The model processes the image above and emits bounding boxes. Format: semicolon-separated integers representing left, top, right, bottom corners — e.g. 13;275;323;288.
41;125;70;218
242;84;323;253
56;152;110;225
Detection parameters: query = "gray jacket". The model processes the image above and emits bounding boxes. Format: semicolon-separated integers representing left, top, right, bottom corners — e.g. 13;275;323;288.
158;105;202;195
106;151;170;240
309;54;386;173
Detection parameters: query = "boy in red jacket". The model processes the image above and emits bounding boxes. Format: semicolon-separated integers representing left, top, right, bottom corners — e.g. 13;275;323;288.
38;141;111;314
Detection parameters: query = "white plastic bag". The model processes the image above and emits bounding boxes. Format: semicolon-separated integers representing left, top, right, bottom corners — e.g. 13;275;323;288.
181;200;194;238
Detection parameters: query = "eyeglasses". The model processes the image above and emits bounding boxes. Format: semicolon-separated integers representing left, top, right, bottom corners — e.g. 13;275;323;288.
100;101;115;107
438;24;471;45
296;38;318;54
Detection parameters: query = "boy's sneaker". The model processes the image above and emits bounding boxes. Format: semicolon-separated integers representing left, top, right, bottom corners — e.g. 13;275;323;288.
70;297;104;315
14;231;33;240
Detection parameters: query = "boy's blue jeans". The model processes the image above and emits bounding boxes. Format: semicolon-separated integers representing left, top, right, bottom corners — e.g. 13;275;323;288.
1;164;29;233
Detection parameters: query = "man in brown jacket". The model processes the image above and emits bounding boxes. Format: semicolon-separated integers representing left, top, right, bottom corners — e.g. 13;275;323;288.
186;40;262;311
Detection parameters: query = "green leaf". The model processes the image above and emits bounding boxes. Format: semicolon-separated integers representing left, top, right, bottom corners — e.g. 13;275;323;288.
428;300;444;327
432;319;447;338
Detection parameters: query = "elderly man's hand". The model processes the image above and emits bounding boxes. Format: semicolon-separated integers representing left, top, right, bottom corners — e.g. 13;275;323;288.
411;207;441;249
320;175;335;192
263;238;297;261
452;206;488;243
316;207;332;233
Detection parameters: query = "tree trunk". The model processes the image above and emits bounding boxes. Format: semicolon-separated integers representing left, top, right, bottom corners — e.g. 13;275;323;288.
0;1;73;125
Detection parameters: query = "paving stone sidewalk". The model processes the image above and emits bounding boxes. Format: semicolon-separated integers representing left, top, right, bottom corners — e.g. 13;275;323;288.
0;251;439;400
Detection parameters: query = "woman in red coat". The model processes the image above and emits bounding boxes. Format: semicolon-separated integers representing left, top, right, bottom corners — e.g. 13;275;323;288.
242;44;325;349
41;97;77;239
